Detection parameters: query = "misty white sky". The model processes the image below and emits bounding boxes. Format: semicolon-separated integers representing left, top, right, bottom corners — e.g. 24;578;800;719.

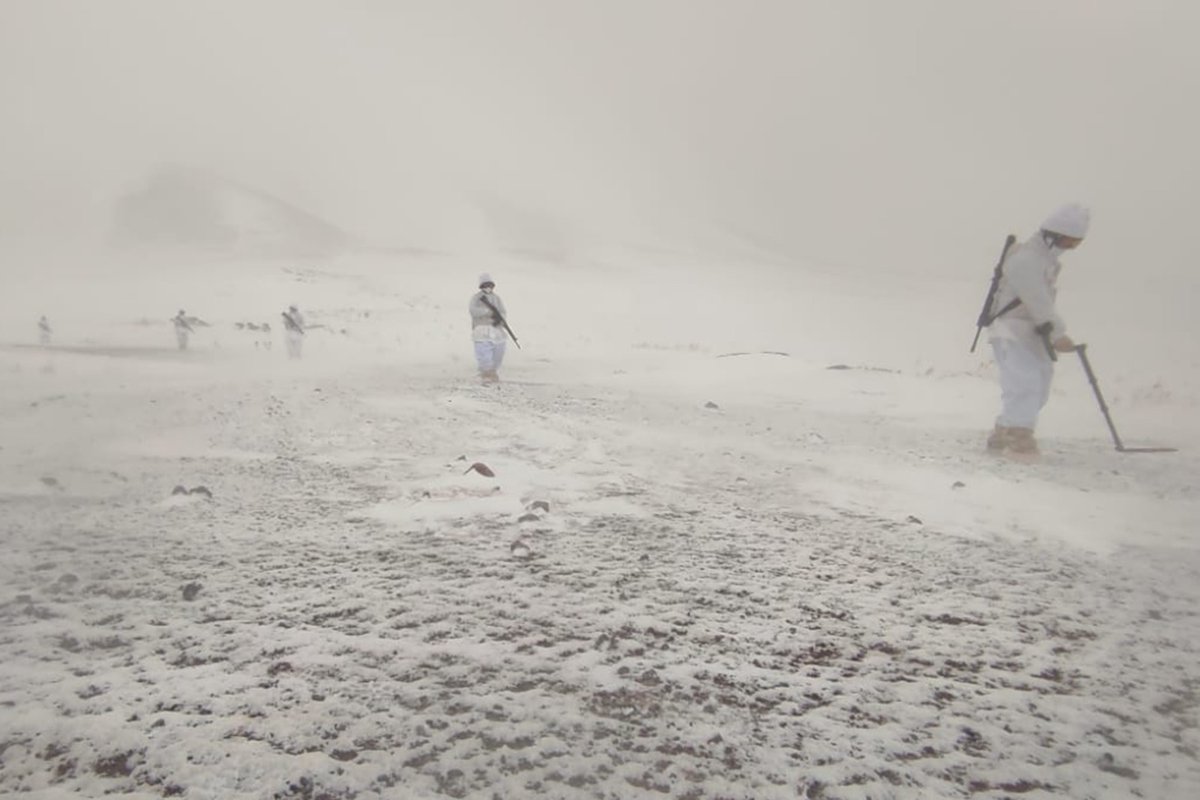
2;0;1198;279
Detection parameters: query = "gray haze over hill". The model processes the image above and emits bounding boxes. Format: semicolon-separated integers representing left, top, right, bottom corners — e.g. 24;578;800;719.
2;0;1198;278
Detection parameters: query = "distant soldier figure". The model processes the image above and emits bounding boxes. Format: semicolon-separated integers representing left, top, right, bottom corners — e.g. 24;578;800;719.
38;316;52;346
469;273;512;383
172;309;194;350
282;305;305;359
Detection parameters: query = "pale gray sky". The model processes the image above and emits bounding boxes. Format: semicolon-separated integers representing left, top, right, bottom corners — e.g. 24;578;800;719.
2;0;1198;278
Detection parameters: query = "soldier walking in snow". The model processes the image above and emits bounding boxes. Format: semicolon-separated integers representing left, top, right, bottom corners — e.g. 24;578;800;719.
37;316;51;346
984;204;1089;457
282;304;305;359
172;309;194;350
469;273;510;383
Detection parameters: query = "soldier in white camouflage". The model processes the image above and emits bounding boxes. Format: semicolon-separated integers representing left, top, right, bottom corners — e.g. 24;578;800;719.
986;204;1090;457
469;273;508;383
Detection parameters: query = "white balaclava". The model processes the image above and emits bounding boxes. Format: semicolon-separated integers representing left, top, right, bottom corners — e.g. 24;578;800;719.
478;273;494;291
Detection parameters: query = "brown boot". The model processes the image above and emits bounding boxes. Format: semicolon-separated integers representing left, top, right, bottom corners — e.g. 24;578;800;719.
986;425;1012;452
1006;427;1039;456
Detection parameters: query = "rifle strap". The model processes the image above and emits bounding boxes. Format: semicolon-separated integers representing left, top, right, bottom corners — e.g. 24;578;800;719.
985;297;1022;325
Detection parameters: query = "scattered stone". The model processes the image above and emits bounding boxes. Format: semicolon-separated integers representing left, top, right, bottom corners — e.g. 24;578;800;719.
716;350;790;359
951;481;966;489
510;540;532;559
267;661;293;677
57;574;78;586
636;669;662;686
1097;752;1140;779
171;485;189;496
188;486;213;498
825;363;898;373
181;583;202;601
517;513;539;523
704;401;720;410
528;500;551;514
40;743;70;761
906;515;923;525
464;462;495;478
92;751;137;778
436;769;468;799
40;477;62;490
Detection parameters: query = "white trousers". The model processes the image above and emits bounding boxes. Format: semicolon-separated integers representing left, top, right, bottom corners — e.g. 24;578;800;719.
175;330;189;350
991;337;1054;429
474;339;507;373
286;330;304;359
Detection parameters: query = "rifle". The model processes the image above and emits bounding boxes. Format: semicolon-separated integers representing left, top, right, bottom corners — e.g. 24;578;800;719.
479;294;520;349
282;312;305;334
970;234;1017;353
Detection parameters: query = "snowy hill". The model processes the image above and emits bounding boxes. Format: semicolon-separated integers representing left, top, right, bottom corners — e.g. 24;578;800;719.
110;165;354;258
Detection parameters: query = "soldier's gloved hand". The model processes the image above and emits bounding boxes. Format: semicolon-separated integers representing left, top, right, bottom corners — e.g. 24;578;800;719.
1052;335;1076;353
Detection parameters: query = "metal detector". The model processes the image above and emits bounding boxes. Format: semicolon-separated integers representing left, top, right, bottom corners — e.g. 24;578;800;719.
1073;344;1177;454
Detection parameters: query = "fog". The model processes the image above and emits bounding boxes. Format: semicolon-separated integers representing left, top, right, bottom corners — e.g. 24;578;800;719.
4;6;1200;796
2;0;1199;279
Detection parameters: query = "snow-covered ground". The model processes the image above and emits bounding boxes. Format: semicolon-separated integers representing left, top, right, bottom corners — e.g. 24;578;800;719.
1;250;1198;799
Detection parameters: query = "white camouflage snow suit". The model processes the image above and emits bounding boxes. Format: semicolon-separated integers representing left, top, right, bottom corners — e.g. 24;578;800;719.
469;289;508;379
988;232;1068;432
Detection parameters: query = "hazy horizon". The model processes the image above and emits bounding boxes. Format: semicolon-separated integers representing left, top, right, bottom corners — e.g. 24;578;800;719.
3;0;1198;279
